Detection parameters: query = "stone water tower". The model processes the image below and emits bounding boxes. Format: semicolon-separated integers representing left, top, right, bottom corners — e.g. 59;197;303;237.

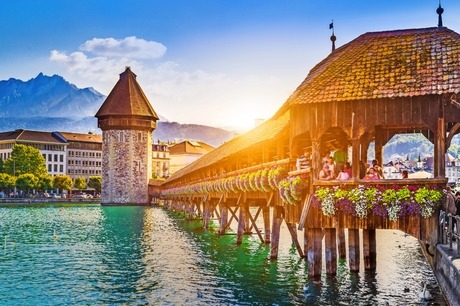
95;67;159;205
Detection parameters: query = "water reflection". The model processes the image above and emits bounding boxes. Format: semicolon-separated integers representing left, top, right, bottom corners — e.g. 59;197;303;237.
0;206;447;305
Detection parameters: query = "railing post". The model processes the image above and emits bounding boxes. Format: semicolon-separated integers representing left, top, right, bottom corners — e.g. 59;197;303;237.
448;213;453;250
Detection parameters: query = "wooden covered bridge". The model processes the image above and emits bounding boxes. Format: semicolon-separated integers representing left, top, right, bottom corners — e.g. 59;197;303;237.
155;25;460;278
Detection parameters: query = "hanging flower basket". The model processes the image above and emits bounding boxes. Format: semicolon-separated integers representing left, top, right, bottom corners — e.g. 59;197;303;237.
312;184;445;221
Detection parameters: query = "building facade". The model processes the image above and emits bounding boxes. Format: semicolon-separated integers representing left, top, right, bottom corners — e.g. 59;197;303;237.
57;132;102;180
152;141;170;178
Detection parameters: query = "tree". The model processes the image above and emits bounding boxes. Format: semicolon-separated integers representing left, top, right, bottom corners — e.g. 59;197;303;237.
53;175;73;194
0;173;16;190
16;173;38;195
88;176;102;193
3;144;47;177
37;174;54;192
74;176;87;192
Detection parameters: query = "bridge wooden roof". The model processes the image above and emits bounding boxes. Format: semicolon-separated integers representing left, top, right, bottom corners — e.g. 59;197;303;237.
285;27;460;107
165;110;290;184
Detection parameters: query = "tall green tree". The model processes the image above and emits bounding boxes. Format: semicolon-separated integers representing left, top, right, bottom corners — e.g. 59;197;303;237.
37;174;54;192
3;144;47;177
87;176;102;193
0;173;16;190
74;176;87;192
53;175;73;194
16;173;38;194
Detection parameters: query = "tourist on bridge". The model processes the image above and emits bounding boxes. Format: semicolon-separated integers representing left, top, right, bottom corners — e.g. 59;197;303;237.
336;165;349;180
318;164;333;180
369;159;384;179
363;168;380;180
296;149;311;171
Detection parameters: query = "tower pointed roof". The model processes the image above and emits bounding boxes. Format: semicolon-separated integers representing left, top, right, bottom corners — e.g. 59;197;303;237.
95;67;159;119
95;67;159;131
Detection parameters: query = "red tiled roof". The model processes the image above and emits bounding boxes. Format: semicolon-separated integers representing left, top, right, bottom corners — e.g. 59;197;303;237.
95;67;159;120
58;132;102;143
0;130;66;143
286;27;460;106
165;110;290;183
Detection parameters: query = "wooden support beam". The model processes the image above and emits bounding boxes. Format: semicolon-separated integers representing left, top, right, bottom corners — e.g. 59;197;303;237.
307;228;323;278
267;191;274;207
219;204;228;235
363;229;376;270
348;228;360;272
236;203;247;245
270;206;284;259
298;194;312;230
203;200;210;228
262;206;270;244
286;222;304;258
226;206;239;228
188;199;195;220
324;228;337;275
337;228;346;258
247;206;265;243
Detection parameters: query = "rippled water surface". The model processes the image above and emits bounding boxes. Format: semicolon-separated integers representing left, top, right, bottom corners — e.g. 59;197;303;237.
0;205;447;305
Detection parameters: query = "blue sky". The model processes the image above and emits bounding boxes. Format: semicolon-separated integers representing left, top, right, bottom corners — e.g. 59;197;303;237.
1;1;460;129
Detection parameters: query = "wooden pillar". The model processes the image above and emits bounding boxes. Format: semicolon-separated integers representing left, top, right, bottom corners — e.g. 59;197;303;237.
236;205;246;245
375;125;384;169
263;206;270;243
188;199;195;220
351;139;360;179
286;223;304;258
311;140;321;182
325;228;337;275
270;206;283;259
307;228;323;278
348;228;360;272
363;229;376;270
303;227;309;258
337;228;346;258
203;200;210;228
219;204;228;235
244;203;250;233
435;96;446;178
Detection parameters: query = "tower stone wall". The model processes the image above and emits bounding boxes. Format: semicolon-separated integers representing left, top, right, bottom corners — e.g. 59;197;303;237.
101;129;152;204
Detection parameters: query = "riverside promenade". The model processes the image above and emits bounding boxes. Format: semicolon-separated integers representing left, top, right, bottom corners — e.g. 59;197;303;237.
0;198;101;205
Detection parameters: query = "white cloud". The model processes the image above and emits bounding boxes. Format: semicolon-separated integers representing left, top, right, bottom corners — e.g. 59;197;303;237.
79;36;166;59
50;50;141;82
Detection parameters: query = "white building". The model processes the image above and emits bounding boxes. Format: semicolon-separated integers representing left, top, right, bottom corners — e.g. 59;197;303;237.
0;129;67;176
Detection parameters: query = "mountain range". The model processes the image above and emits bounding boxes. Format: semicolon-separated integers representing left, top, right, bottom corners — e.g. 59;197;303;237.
0;73;234;147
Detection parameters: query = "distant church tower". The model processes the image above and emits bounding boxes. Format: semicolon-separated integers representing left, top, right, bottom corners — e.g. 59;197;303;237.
95;67;159;205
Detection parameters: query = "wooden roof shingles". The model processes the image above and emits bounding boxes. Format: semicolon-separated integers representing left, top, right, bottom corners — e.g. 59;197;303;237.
287;27;460;106
165;110;290;184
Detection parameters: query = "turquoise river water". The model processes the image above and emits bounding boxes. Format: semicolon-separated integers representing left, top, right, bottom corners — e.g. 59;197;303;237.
0;205;447;305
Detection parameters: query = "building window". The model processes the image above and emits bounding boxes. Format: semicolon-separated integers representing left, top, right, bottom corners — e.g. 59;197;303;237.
54;154;58;162
60;155;63;162
48;154;52;162
59;165;63;173
48;164;52;172
54;164;57;172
